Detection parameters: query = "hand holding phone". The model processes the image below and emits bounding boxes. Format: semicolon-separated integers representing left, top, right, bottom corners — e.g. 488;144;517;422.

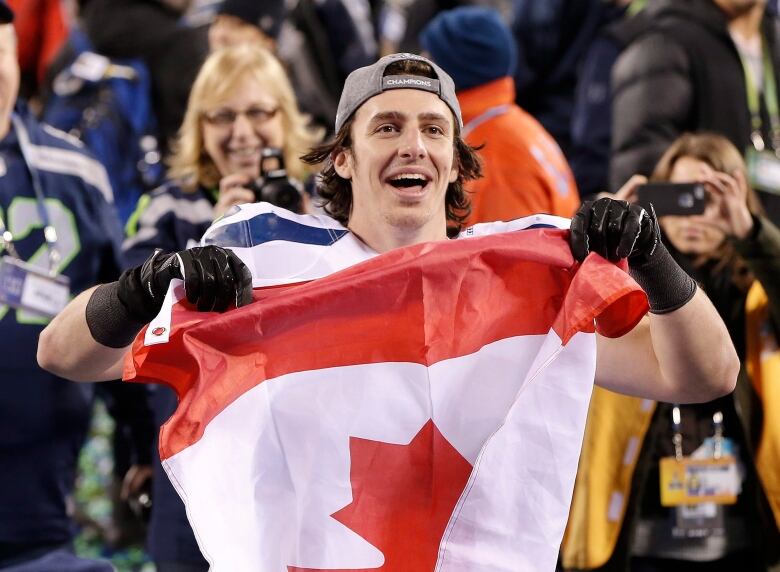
695;169;755;239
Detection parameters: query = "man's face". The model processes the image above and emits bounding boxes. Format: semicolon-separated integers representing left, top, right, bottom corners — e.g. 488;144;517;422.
334;88;459;242
0;25;19;135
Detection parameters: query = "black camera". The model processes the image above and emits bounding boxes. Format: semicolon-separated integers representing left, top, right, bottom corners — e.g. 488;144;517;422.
248;148;303;214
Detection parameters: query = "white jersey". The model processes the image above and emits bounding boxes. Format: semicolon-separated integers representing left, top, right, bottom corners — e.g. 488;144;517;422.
201;202;571;287
131;203;647;572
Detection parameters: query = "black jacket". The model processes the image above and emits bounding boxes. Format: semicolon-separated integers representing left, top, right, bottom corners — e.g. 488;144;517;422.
77;0;209;155
277;0;376;135
569;4;663;198
581;217;780;572
609;0;780;221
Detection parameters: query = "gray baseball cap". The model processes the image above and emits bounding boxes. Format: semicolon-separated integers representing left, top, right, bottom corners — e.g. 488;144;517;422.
334;52;463;134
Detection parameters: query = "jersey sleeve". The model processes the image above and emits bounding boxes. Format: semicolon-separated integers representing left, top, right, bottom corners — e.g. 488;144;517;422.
460;214;571;239
122;191;183;269
70;155;125;283
95;190;126;282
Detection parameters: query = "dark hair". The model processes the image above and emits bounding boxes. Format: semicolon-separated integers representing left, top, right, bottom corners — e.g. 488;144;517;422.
301;60;482;233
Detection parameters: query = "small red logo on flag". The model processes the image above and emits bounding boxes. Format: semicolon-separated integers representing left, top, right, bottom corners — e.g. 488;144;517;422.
152;327;166;336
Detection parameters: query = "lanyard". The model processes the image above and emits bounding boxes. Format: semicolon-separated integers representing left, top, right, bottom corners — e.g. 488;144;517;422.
0;212;20;260
462;104;511;138
671;405;725;461
1;114;61;275
739;41;780;153
672;405;684;461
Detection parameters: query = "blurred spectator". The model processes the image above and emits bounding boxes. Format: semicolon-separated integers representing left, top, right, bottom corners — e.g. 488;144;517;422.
208;0;282;51
122;44;322;572
69;0;210;155
182;0;221;26
0;3;124;570
564;132;780;572
569;0;667;200
43;28;165;225
7;0;70;104
610;0;780;223
420;6;578;222
510;0;628;157
378;0;453;55
210;0;377;133
377;0;512;56
380;0;627;156
94;381;155;551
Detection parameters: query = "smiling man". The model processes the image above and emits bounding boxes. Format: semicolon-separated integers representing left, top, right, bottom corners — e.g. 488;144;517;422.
301;55;481;252
37;53;739;568
39;51;737;411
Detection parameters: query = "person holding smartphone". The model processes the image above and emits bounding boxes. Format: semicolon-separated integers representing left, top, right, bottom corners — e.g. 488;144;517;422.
563;132;780;571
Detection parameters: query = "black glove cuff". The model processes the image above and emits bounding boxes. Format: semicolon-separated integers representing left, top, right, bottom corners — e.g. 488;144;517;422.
629;241;697;314
86;281;150;348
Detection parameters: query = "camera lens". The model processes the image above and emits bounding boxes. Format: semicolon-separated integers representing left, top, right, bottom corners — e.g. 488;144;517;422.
262;181;303;213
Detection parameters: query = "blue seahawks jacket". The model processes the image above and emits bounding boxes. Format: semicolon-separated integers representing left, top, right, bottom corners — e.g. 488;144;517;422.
0;103;124;563
123;181;215;565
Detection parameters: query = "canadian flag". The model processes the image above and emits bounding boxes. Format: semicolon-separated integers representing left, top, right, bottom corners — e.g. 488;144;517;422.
125;227;647;572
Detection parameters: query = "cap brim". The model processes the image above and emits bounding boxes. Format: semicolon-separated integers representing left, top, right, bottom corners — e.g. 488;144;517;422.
0;4;13;24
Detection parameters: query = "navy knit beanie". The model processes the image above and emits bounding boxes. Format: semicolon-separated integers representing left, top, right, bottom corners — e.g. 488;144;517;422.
218;0;286;40
419;6;517;92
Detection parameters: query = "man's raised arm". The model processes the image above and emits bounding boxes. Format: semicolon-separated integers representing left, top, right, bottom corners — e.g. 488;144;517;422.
38;285;129;381
570;198;739;403
38;246;253;382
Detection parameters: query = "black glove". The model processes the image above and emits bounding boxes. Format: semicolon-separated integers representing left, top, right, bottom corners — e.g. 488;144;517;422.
569;198;659;263
88;246;253;348
569;198;696;314
118;246;253;321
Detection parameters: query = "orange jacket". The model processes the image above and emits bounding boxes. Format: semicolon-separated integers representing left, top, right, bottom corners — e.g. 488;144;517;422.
459;77;579;225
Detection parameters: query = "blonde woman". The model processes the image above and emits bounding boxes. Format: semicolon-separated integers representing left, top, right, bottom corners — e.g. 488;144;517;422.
124;42;322;259
121;43;322;572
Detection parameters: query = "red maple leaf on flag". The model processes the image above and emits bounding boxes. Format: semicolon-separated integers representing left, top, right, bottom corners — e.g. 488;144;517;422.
288;419;473;572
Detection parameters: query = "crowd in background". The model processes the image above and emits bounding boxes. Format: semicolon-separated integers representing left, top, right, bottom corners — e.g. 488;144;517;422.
2;0;780;571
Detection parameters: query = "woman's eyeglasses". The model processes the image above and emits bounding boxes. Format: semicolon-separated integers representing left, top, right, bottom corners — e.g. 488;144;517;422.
203;107;279;127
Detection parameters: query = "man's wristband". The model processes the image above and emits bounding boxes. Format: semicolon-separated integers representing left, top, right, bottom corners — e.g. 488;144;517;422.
629;242;697;314
85;281;149;348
